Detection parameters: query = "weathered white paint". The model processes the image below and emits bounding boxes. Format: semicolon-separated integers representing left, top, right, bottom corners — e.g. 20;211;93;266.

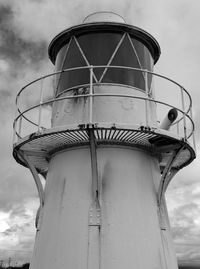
30;146;178;269
52;85;157;128
30;148;92;269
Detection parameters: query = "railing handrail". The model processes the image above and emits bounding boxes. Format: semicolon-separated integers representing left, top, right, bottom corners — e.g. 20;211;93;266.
16;83;148;130
16;65;192;113
13;65;195;148
13;92;195;140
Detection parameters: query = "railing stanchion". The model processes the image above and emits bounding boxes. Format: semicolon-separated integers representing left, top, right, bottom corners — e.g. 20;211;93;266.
145;70;149;127
181;87;187;139
38;79;44;132
89;66;93;124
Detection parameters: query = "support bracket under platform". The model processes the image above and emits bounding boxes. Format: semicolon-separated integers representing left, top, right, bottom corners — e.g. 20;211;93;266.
158;146;184;205
18;150;45;230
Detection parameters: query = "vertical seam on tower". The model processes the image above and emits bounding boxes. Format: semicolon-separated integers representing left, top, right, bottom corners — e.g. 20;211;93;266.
88;127;101;269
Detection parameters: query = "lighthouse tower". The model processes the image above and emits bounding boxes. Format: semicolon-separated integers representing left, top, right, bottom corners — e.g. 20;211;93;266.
13;12;196;269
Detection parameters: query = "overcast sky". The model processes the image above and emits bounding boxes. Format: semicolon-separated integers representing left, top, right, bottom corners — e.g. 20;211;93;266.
0;0;200;266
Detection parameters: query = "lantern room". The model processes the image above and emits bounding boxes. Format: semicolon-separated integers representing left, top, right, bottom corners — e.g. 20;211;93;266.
48;12;160;127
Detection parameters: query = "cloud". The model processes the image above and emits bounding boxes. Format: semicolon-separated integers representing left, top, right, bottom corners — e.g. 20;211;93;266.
0;199;37;265
0;0;200;265
166;157;200;261
0;4;50;122
0;4;46;66
171;203;200;261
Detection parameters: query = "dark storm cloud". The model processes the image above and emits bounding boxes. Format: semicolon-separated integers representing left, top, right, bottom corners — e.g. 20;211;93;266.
0;3;50;116
0;5;47;69
0;4;12;26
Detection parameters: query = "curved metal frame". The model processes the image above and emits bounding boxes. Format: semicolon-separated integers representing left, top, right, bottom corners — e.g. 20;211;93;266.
18;151;45;207
13;66;195;149
14;93;194;137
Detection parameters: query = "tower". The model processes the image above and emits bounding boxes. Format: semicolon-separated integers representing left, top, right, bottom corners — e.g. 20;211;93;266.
13;12;196;269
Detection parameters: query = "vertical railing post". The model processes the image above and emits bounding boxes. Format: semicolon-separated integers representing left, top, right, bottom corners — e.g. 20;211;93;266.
181;87;187;139
89;66;93;124
38;79;44;132
145;70;149;127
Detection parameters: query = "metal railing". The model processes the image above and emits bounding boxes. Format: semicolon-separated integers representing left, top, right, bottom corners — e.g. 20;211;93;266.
13;66;195;150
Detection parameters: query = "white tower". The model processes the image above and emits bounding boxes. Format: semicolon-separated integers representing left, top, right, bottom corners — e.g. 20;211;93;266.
13;12;196;269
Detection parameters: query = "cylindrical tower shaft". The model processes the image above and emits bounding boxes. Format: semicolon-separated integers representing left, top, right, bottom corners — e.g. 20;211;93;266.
30;146;178;269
